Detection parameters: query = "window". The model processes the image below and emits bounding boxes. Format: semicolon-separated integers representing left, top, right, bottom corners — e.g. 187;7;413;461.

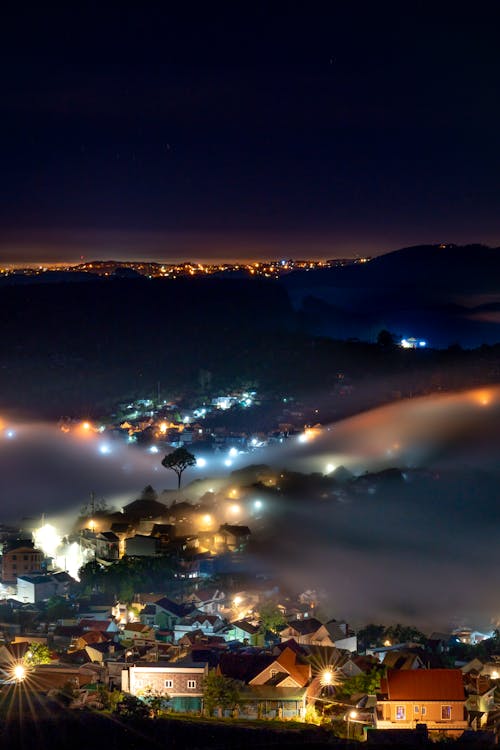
187;680;197;689
270;669;278;678
396;706;406;720
421;706;426;716
414;705;419;714
165;679;173;689
441;705;451;720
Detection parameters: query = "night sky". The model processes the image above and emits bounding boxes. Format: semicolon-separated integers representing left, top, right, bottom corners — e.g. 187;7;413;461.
1;5;499;264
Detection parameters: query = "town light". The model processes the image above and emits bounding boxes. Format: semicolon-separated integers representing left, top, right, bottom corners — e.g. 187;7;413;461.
254;499;263;510
349;710;358;719
325;463;336;474
149;445;159;454
196;457;207;468
322;669;334;686
224;459;232;467
12;663;27;682
228;447;238;458
233;596;242;607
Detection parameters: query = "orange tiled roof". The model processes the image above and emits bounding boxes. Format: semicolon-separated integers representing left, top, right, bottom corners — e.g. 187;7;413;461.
386;669;465;701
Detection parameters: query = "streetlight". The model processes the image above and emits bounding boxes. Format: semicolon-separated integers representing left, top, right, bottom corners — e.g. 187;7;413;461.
12;663;27;682
348;709;358;739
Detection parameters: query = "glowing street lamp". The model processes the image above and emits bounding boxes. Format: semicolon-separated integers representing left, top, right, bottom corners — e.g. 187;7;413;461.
12;663;27;682
347;709;358;738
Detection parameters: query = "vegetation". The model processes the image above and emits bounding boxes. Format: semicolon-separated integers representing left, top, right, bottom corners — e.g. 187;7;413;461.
25;642;51;665
161;447;197;488
202;671;240;717
258;601;286;635
78;555;178;600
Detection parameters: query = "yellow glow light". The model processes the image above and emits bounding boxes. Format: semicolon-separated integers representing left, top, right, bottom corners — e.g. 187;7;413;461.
12;664;27;682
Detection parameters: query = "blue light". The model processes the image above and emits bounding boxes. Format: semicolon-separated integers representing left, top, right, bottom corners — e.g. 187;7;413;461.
419;340;427;347
99;444;111;455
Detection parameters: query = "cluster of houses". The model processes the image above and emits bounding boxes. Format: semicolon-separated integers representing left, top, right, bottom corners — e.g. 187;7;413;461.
0;578;499;738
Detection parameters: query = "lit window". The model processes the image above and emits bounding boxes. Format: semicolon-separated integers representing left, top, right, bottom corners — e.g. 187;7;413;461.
441;705;451;720
396;706;406;720
165;679;173;689
187;680;196;689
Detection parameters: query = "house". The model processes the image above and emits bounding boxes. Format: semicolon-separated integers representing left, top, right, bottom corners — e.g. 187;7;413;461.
249;645;311;689
376;669;468;736
185;588;226;614
229;620;264;647
2;542;42;583
120;622;156;646
279;618;334;647
218;646;310;720
214;525;251;552
79;618;120;635
143;597;195;630
16;574;59;603
326;619;357;652
383;650;426;671
174;613;225;643
73;630;111;651
122;660;208;712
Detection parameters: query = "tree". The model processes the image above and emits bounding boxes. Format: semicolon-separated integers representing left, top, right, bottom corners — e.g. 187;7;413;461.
258;601;286;635
357;623;386;651
202;671;239;717
114;693;150;720
141;686;170;717
384;624;426;645
336;669;384;698
46;595;74;621
161;447;196;488
25;642;51;665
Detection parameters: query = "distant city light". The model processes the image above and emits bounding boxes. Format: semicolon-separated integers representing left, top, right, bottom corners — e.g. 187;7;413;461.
228;447;238;458
202;514;212;525
6;429;15;438
251;437;258;446
254;499;263;510
325;463;336;474
230;504;240;514
99;444;111;455
224;459;232;467
81;421;91;431
149;445;159;454
196;457;207;468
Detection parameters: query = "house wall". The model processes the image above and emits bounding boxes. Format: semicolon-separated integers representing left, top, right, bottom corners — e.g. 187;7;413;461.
379;700;466;728
124;665;207;703
2;548;42;582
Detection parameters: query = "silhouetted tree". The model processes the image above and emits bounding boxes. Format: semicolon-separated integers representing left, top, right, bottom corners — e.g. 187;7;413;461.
161;447;196;488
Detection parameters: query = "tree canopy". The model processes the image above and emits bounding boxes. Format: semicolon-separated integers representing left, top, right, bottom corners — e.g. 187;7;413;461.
202;672;239;717
161;447;197;488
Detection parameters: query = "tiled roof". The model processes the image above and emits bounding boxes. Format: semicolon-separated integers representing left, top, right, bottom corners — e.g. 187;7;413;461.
385;669;465;701
79;619;114;632
282;618;323;636
232;620;260;635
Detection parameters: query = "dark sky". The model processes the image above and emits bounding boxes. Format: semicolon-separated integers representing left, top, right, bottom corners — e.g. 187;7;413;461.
1;5;499;263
